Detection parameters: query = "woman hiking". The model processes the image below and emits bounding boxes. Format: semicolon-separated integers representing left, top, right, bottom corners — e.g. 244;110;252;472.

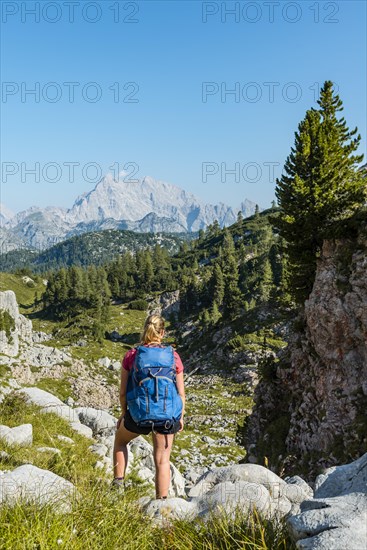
112;314;186;499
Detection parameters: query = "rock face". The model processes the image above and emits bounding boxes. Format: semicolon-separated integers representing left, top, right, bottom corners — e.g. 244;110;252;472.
246;232;367;475
0;290;32;356
149;290;181;319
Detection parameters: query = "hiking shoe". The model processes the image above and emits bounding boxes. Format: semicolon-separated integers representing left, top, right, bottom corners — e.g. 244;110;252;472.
111;478;125;492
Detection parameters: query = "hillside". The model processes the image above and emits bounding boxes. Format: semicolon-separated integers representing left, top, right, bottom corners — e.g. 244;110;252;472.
0;229;192;272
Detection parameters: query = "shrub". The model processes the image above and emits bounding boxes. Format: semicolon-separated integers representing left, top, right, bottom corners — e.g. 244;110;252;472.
128;299;148;311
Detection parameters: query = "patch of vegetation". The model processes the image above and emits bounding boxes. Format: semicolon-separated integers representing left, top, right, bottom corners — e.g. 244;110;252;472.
0;308;15;340
0;272;45;312
128;299;148;310
36;378;73;402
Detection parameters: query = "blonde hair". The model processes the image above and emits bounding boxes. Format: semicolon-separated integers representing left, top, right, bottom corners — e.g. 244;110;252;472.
140;314;165;345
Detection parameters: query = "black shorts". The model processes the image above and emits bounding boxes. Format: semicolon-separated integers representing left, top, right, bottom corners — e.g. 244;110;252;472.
123;410;181;435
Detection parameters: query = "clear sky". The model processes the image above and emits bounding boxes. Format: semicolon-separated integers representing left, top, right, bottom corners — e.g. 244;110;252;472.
1;0;366;214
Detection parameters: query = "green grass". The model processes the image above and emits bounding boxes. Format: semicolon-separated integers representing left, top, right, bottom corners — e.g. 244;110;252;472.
0;393;295;550
35;378;74;402
0;272;46;312
0;494;294;550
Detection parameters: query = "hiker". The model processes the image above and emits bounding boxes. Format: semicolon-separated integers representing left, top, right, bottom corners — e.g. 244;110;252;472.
112;314;185;499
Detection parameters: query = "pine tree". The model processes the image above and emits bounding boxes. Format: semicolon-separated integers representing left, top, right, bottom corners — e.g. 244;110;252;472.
210;300;221;324
271;81;366;303
220;230;241;318
212;263;225;306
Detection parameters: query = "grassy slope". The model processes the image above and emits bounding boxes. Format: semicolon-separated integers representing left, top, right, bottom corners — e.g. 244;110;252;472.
0;393;294;550
0;273;295;549
0;272;46;312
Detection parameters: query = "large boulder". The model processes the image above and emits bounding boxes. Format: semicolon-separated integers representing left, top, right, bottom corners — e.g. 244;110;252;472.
196;480;271;519
18;387;64;408
0;464;77;512
314;452;367;498
0;424;33;446
287;493;367;550
188;464;286;500
287;452;367;549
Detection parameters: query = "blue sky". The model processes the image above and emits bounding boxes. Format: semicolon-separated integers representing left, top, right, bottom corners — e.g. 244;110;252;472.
1;0;366;214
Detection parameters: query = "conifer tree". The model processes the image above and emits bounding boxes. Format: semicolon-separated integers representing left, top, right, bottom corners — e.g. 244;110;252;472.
212;263;225;306
271;80;366;303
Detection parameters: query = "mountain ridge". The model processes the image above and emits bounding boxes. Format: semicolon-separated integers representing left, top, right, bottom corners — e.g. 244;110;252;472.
1;174;261;251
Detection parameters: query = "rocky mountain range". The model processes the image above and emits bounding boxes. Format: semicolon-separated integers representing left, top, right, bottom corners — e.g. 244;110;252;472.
0;175;260;252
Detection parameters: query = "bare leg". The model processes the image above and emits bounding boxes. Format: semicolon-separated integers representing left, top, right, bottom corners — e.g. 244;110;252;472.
152;432;174;498
113;419;139;479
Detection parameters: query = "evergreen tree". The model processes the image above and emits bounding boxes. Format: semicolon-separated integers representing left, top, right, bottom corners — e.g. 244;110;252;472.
210;300;221;324
271;81;366;303
212;263;225;306
220;230;241;318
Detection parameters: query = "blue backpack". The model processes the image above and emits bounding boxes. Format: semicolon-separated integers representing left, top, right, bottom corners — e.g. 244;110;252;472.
126;345;183;430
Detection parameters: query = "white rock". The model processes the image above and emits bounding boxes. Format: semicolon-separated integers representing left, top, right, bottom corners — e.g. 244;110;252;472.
18;387;63;408
74;407;117;436
287;453;367;549
36;447;61;455
40;405;79;423
0;464;77;512
56;435;74;445
314;452;367;498
142;497;197;523
98;357;111;368
0;424;33;446
88;443;108;458
69;422;94;439
196;480;271;518
288;492;367;549
189;464;286;500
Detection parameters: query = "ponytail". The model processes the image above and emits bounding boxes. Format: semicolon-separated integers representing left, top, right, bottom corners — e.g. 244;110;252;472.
140;314;165;345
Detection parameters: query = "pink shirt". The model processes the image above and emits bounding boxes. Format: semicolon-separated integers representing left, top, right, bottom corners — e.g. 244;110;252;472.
122;344;184;374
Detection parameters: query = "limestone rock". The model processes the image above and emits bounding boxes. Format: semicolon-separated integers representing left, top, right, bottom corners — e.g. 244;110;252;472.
142;497;197;523
287;492;367;550
74;407;117;437
0;464;77;512
188;464;286;500
314;452;367;498
88;443;108;458
196;480;271;518
0;290;32;356
0;424;33;446
56;435;74;445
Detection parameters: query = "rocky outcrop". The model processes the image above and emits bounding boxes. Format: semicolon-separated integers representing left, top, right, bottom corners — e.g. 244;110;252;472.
287;453;367;549
245;229;367;476
0;290;32;356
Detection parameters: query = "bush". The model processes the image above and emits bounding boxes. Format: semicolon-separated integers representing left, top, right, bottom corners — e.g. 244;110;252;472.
128;299;148;311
